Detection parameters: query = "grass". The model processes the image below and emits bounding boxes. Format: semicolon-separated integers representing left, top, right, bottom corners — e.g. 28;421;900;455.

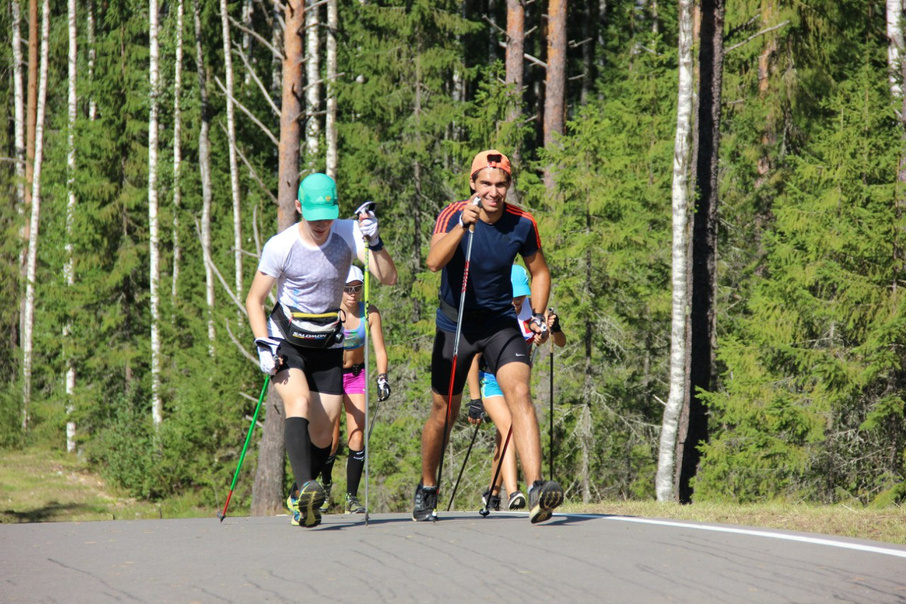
2;447;904;545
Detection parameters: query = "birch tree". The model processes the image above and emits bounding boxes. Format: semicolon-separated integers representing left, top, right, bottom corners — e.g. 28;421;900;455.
325;0;337;178
194;0;216;348
888;0;904;100
655;0;694;502
12;1;25;210
305;0;320;165
221;0;244;305
87;0;96;121
149;0;163;428
172;0;184;300
252;0;305;516
64;0;78;451
676;0;724;503
22;0;49;431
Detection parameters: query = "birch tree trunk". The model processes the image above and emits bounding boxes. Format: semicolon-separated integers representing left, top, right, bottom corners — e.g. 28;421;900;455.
148;0;163;428
888;0;904;100
64;0;78;452
305;0;320;165
655;0;694;503
252;0;305;517
542;0;567;192
194;0;216;349
12;0;26;358
22;0;49;432
172;0;184;300
325;0;337;178
25;0;37;204
676;0;723;504
87;0;97;121
221;0;244;305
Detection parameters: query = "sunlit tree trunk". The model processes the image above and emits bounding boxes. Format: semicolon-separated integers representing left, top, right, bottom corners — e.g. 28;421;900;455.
676;0;723;504
22;0;49;432
11;0;26;359
194;0;216;350
505;0;525;189
304;0;320;165
25;0;37;204
252;0;304;516
87;0;96;121
542;0;567;192
149;0;163;428
64;0;78;452
325;0;337;178
891;0;906;290
888;0;904;100
655;0;694;502
221;0;244;306
172;0;184;301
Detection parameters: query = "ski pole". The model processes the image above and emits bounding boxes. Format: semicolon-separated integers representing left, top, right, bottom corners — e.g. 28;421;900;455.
218;374;270;522
549;343;554;479
446;420;481;511
479;424;512;517
436;196;481;508
355;201;375;525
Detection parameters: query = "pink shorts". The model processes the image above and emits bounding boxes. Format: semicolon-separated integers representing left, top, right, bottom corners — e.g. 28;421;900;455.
343;366;366;395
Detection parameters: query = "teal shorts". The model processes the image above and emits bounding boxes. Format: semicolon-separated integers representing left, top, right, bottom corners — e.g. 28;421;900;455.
479;370;503;399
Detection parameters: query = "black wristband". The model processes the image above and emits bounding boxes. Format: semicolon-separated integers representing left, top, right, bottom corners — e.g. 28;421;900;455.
368;237;384;252
551;316;562;333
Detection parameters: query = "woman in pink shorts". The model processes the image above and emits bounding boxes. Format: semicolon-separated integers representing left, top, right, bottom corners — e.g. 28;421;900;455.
320;265;390;513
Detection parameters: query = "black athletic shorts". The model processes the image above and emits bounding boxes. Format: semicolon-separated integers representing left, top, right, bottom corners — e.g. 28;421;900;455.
430;322;529;396
276;342;344;396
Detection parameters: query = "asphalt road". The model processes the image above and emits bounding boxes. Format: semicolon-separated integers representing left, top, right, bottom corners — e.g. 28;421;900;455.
2;511;904;603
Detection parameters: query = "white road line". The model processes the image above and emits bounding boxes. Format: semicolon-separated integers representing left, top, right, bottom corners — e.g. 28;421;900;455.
559;514;906;559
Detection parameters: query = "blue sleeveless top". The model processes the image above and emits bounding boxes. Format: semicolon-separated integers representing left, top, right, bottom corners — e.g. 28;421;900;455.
344;303;366;350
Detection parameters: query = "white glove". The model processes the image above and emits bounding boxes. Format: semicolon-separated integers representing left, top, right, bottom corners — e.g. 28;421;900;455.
359;210;379;242
377;373;391;402
255;337;280;374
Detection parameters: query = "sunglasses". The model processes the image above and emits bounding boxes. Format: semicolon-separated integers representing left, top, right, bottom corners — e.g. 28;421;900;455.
344;285;363;294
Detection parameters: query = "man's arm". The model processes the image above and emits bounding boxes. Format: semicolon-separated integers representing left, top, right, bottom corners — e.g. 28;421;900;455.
426;201;481;272
245;271;277;339
524;250;551;313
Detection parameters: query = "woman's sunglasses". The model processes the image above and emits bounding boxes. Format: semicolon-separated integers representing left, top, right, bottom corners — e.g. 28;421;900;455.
344;285;363;294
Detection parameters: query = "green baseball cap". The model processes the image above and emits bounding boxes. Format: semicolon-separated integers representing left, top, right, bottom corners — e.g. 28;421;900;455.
298;173;339;221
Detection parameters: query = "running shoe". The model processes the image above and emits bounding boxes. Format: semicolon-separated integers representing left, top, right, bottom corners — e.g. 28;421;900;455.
289;480;326;528
320;482;333;513
527;480;563;524
345;493;366;514
412;483;438;522
507;490;526;510
481;489;501;512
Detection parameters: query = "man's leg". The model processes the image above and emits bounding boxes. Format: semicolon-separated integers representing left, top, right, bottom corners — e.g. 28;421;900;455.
494;362;541;485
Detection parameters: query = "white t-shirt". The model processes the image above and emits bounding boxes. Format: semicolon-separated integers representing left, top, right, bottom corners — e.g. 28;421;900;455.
257;220;365;340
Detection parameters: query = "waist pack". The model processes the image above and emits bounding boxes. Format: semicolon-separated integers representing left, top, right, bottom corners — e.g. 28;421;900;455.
271;303;345;349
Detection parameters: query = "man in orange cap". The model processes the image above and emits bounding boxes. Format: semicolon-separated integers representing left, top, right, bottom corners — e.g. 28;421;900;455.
413;150;564;524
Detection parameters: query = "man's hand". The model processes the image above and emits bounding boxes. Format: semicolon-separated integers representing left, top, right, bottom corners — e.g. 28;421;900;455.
530;312;550;344
458;197;482;229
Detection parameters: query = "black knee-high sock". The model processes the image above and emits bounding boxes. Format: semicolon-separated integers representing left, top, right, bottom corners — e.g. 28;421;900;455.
320;452;337;485
346;448;365;496
285;417;312;487
310;444;332;483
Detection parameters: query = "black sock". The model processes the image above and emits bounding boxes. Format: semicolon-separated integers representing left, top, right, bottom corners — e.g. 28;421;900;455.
285;417;312;487
310;444;332;483
320;453;336;485
346;448;365;496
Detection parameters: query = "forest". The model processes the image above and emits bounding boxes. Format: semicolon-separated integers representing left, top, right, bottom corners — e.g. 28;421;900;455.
1;0;904;515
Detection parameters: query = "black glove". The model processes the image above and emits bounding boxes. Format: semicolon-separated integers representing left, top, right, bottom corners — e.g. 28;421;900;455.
468;398;484;421
377;373;391;402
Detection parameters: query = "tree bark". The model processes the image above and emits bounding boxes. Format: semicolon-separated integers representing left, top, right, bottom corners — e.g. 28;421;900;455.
87;0;96;121
22;0;49;432
304;0;320;166
505;0;525;191
25;0;37;204
252;0;305;517
64;0;78;452
221;0;244;307
542;0;567;191
11;0;25;359
149;0;163;428
675;0;724;504
655;0;694;503
325;0;337;179
172;0;185;301
888;0;904;100
194;0;216;350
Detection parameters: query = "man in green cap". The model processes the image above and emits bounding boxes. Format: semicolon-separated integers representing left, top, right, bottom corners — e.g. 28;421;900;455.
245;173;397;528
